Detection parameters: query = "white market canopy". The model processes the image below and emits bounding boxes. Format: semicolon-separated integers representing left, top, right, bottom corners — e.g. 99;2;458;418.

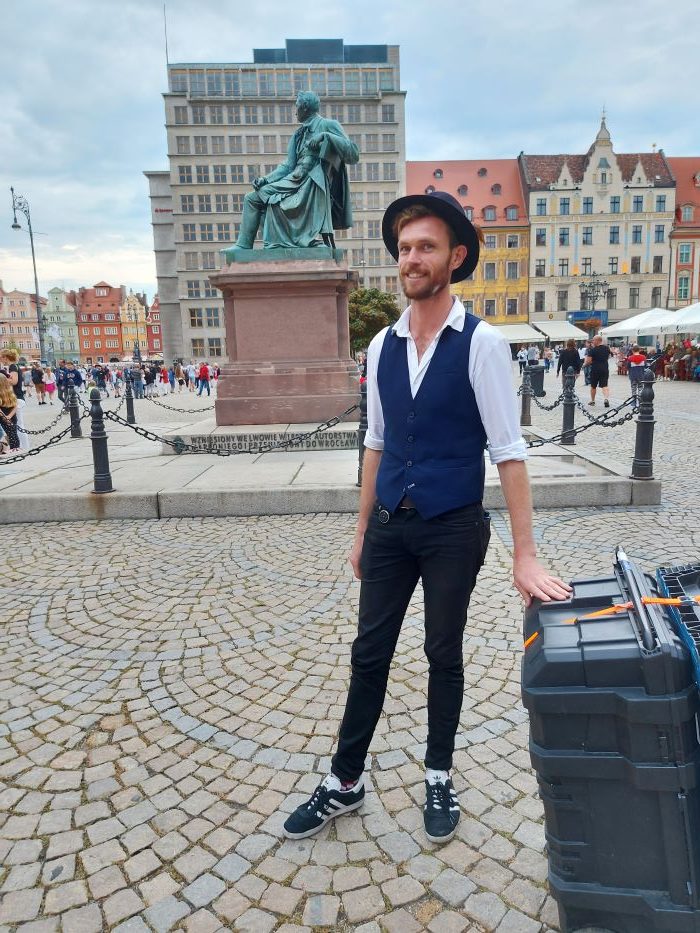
532;320;588;341
492;323;546;343
600;308;676;338
660;302;700;334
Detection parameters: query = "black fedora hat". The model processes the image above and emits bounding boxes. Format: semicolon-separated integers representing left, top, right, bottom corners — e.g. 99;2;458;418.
382;191;480;283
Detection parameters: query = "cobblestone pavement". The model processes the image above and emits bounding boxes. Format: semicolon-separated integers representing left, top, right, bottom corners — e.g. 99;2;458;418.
1;373;698;932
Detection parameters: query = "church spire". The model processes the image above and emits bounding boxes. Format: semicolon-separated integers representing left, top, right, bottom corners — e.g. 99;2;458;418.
595;109;612;146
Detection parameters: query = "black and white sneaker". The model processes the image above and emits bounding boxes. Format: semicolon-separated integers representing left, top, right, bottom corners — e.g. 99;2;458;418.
423;773;460;843
283;774;364;840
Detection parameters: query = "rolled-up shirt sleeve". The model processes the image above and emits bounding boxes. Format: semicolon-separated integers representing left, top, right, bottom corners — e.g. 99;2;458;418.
469;323;528;464
363;327;388;451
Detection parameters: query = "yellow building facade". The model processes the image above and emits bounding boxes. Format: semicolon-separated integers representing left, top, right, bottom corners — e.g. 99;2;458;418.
452;226;529;324
120;291;149;358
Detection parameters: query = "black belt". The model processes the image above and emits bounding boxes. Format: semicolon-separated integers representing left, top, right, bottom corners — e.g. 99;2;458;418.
398;496;417;509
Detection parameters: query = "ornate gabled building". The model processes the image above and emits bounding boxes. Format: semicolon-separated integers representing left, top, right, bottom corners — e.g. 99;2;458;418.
120;290;149;360
667;157;700;308
519;118;676;326
0;282;45;359
46;288;79;360
70;281;126;364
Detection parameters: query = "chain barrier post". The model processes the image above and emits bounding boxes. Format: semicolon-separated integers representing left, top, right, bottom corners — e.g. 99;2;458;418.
125;371;136;425
357;380;367;487
631;367;655;480
89;388;114;494
520;370;533;427
68;385;82;439
560;366;576;445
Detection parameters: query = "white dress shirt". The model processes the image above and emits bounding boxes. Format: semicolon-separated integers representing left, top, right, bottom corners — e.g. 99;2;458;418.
364;299;527;464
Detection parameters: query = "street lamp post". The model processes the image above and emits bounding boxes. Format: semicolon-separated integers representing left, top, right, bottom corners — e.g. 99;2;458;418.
578;272;610;334
10;187;46;363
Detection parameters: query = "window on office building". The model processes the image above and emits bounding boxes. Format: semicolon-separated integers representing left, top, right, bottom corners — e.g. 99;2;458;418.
631;256;641;274
582;226;593;245
246;136;260;154
176;136;190;154
208;338;222;357
279;104;293;124
366;162;379;182
365;103;379;122
560;198;570;215
536;198;547;215
367;248;381;266
383;163;396;181
609;225;620;244
196;166;209;184
261;104;275;124
535;259;546;277
559;227;570;246
351;192;364;211
651;286;662;306
178;165;192;184
191;337;205;355
203;281;216;298
582;257;592;275
213;165;226;183
382;134;395;151
187;280;201;298
653;255;663;274
189;308;203;328
365;133;379;152
194;135;208;154
606;288;617;309
229;164;244;183
535;228;546;246
655;224;665;243
655;195;666;212
174;106;188;125
199;223;214;241
215;193;229;213
205;307;220;328
347;104;361;123
227;105;241;124
631;224;642;244
534;291;545;313
348;163;362;182
558;258;569;275
231;194;244;212
382;104;395;123
633;195;644;212
211;135;225;155
198;194;212;213
184;252;198;271
557;290;568;312
367;220;380;238
629;287;640;309
609;257;618;274
216;223;230;241
181;195;194;214
582;197;593;214
244;105;258;124
228;136;242;154
610;196;620;213
201;252;216;271
183;223;196;241
192;105;206;124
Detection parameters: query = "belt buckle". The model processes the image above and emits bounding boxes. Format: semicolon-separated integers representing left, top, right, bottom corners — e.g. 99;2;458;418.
378;508;390;525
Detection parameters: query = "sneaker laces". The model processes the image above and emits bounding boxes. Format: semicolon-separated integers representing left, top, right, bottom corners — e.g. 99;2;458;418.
426;780;459;813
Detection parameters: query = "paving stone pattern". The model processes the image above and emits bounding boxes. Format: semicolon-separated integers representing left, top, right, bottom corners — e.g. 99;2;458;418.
0;374;698;930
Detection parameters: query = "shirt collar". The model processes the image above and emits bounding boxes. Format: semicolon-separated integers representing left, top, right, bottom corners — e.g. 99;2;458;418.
392;297;466;338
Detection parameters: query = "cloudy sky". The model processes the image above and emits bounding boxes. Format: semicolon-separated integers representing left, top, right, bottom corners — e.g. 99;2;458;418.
2;0;697;299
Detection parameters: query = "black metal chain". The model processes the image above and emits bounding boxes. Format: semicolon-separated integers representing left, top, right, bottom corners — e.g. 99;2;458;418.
525;395;638;448
17;406;68;435
103;403;359;455
143;394;216;413
531;391;565;412
0;418;87;465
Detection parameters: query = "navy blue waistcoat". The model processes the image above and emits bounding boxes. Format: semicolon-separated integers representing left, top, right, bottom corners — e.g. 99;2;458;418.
375;316;487;519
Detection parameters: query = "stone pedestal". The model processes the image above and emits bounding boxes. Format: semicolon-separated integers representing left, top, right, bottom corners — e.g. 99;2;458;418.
210;248;360;426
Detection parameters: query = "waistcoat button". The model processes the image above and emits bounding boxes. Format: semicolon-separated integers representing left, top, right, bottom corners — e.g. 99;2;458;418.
407;460;413;467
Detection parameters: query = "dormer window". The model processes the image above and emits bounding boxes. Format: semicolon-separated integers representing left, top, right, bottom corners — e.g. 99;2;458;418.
457;184;468;196
95;287;108;297
505;206;518;220
425;185;435;194
465;206;474;220
483;206;496;221
433;168;443;179
491;184;501;195
478;167;487;177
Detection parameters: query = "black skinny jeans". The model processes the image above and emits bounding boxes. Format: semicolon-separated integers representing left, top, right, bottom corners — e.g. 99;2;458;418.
331;502;491;782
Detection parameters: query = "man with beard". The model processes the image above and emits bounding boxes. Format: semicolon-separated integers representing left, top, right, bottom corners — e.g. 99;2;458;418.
281;191;570;845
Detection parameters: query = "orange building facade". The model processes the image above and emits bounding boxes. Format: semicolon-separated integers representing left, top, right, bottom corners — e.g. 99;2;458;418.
668;157;700;307
405;160;529;324
71;282;125;364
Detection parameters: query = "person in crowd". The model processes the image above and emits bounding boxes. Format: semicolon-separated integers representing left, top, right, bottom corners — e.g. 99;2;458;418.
23;366;33;398
626;345;647;391
43;366;57;404
174;362;185;393
516;345;527;374
556;339;582;383
31;362;46;404
526;344;539;365
0;374;20;452
580;340;592;385
585;335;612;407
144;366;157;397
168;365;176;394
543;346;554;373
281;190;570;844
114;369;124;398
131;367;145;399
186;361;197;392
0;349;29;451
159;364;169;396
197;361;211;396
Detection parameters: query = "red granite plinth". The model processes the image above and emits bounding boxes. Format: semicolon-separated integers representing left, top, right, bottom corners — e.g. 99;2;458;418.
210;254;360;426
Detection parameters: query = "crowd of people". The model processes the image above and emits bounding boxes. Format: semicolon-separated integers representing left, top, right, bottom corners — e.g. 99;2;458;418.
0;350;221;455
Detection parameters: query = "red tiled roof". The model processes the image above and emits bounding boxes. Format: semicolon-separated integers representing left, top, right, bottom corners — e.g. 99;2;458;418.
667;157;700;226
406;159;527;226
519;151;675;190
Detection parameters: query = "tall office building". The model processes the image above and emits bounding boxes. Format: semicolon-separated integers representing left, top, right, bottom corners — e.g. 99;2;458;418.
145;38;406;362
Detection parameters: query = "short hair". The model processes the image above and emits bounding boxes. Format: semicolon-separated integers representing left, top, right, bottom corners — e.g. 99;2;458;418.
566;339;576;349
392;205;459;250
296;90;320;113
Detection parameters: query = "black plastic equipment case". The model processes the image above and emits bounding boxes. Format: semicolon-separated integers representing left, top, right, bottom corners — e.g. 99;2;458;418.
522;550;700;932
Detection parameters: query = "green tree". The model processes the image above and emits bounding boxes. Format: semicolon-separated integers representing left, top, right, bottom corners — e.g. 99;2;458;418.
348;288;400;355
